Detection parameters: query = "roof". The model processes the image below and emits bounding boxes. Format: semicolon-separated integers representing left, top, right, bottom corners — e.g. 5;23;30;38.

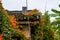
7;10;32;14
6;10;32;18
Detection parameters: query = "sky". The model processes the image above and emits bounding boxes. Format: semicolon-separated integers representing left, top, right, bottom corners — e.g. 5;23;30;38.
2;0;60;13
2;0;60;22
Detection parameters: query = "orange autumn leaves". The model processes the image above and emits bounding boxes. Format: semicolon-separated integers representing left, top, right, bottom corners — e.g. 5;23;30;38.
4;10;26;36
24;9;39;15
6;15;18;28
10;15;18;28
17;29;26;35
4;10;18;29
9;15;26;35
0;34;2;40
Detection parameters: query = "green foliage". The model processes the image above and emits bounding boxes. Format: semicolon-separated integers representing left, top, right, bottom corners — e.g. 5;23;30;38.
43;11;54;40
51;4;60;40
0;2;26;40
52;9;60;13
59;4;60;7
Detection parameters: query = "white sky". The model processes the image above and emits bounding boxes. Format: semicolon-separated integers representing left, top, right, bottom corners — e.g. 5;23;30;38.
2;0;60;22
2;0;60;13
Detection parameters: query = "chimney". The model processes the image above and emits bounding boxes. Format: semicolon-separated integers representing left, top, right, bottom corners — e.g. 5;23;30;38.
22;7;27;14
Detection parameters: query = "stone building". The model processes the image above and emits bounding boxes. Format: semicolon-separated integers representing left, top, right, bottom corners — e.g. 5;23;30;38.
0;0;40;39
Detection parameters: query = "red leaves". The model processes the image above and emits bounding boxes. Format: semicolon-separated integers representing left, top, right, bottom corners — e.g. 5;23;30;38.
0;34;2;40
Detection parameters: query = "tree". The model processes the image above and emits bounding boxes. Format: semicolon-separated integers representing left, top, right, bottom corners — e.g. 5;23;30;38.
51;5;60;40
0;2;26;40
42;11;54;40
